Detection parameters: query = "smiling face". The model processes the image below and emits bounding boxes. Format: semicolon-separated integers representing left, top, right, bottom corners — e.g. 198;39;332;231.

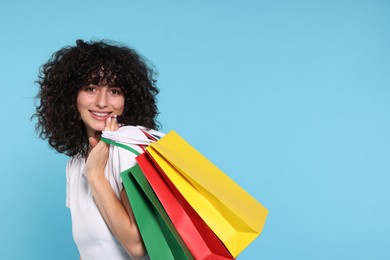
77;85;125;137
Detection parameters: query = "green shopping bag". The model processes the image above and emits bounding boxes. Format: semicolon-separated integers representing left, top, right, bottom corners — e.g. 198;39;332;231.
121;164;194;260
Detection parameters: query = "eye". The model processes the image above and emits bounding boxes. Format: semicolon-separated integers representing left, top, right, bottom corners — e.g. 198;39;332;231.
110;88;123;95
83;86;97;92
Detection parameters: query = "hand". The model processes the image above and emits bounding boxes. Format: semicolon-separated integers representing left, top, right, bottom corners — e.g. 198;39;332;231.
84;116;119;181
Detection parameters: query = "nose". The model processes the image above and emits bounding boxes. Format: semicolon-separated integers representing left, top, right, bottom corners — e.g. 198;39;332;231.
96;90;108;109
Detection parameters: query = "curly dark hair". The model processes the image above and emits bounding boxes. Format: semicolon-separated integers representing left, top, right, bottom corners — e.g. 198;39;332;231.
34;39;159;157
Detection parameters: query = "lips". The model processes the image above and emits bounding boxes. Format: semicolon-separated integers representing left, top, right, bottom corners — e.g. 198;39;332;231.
90;111;111;120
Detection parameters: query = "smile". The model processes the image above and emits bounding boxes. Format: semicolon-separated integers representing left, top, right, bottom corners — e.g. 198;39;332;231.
92;112;110;116
90;111;111;120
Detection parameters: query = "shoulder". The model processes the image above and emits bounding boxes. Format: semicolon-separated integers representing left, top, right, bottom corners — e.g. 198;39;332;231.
67;154;83;167
66;155;84;176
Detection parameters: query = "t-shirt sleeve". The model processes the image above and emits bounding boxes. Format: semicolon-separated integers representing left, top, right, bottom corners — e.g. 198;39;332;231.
65;160;71;208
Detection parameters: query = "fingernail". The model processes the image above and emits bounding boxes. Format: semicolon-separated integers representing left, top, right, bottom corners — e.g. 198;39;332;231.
108;117;111;122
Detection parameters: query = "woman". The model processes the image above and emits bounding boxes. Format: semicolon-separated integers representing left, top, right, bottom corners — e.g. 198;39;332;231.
34;39;159;260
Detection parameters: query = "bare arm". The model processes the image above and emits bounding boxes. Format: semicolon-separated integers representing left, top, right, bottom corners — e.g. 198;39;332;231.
84;117;146;260
87;172;146;259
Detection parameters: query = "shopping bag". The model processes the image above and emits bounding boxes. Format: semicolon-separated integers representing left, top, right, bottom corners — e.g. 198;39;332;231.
121;164;194;260
136;153;234;260
146;131;268;258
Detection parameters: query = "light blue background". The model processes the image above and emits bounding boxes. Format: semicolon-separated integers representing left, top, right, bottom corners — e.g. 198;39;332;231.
1;0;389;259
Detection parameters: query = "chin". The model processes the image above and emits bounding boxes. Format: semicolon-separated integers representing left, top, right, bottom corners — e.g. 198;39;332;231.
95;126;105;132
90;124;105;133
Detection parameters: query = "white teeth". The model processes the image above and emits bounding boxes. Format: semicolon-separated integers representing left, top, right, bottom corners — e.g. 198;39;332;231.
92;112;109;117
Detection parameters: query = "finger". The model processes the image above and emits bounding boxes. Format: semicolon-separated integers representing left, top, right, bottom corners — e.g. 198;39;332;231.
97;139;109;148
112;115;119;131
104;116;112;131
89;137;99;148
109;115;115;131
106;114;117;131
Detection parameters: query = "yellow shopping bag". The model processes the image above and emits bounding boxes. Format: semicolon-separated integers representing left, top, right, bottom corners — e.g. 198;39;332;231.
146;131;268;258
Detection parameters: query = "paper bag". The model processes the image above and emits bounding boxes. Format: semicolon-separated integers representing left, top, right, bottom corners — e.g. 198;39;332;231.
146;131;268;257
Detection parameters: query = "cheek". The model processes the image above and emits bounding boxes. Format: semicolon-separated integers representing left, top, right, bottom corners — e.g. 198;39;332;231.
76;92;90;111
76;94;83;113
116;97;125;113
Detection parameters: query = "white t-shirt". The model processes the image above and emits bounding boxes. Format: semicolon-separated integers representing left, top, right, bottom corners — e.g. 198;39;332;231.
66;144;143;260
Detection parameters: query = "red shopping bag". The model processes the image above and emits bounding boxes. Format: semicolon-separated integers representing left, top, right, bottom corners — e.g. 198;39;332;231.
136;153;234;260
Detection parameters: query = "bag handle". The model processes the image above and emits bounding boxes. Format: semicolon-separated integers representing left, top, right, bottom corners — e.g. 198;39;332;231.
100;137;141;156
